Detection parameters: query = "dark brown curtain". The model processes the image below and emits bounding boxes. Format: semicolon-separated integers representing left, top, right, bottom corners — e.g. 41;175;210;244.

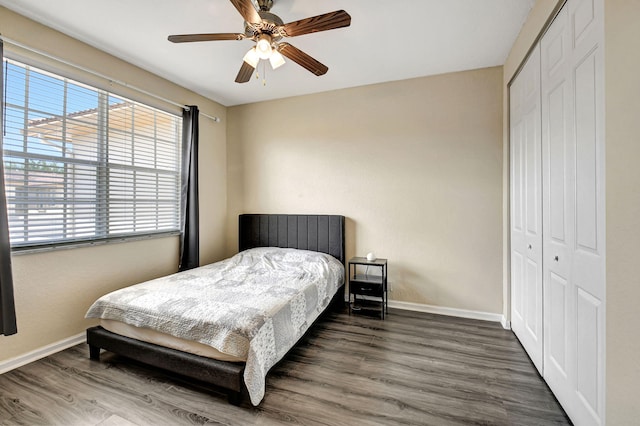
0;40;18;336
178;106;199;271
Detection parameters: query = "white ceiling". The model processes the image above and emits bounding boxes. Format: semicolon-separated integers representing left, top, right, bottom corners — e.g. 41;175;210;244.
0;0;534;107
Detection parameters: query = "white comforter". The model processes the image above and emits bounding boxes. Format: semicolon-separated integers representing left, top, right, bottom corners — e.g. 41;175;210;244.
86;247;344;405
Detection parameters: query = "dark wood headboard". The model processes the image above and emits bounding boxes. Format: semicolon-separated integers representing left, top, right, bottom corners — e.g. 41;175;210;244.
238;214;346;265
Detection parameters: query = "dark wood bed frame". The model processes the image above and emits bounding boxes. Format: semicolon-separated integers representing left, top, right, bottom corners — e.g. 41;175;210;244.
86;214;346;405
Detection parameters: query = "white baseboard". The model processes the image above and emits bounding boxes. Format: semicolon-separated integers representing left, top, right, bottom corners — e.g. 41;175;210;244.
501;317;511;330
0;332;85;375
388;300;504;323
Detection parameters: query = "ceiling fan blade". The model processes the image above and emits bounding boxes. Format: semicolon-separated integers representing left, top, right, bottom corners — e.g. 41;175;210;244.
229;0;262;24
280;10;351;37
235;61;255;83
278;43;328;76
168;33;245;43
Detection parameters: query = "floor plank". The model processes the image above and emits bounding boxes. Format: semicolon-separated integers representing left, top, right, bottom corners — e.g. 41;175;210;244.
0;309;571;425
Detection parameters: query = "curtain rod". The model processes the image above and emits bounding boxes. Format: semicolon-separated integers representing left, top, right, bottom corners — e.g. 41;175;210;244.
0;35;221;123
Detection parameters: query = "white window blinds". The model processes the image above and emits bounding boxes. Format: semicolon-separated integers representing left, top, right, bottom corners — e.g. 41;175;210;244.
2;58;182;249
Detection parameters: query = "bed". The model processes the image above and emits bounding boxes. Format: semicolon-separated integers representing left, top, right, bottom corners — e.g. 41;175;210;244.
85;214;346;406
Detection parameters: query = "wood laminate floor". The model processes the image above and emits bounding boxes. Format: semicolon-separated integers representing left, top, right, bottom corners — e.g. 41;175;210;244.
0;309;571;425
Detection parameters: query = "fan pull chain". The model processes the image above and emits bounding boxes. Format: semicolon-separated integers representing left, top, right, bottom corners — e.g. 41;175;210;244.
253;61;268;86
262;61;267;86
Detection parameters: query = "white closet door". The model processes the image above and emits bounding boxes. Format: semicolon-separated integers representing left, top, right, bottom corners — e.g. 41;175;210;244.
510;44;543;374
541;3;574;409
541;0;605;424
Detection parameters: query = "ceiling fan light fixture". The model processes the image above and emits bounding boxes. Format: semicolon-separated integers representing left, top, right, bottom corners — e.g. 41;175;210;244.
255;34;273;59
269;50;285;69
243;47;260;67
167;0;352;83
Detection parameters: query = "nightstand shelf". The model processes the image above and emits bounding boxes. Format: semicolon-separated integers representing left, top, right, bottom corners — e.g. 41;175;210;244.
348;257;388;319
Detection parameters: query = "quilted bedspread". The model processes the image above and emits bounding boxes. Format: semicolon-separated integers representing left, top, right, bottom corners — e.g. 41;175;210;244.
85;247;344;405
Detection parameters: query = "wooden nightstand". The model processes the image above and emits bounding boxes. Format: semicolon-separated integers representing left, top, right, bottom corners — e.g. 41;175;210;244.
348;257;388;319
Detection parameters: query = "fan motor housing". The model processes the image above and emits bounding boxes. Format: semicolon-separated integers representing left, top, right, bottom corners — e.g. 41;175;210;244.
245;11;284;41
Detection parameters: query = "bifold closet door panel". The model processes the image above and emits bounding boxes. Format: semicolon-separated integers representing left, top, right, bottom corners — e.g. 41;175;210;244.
541;0;605;424
509;44;543;374
541;4;574;409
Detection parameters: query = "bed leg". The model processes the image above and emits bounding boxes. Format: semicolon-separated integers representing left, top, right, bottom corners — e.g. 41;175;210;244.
331;294;346;312
227;390;242;406
89;344;101;360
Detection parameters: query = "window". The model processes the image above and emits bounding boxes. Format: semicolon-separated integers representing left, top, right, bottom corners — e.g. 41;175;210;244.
2;58;182;249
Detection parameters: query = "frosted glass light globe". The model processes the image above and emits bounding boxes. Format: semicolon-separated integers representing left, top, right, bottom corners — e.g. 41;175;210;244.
256;35;272;60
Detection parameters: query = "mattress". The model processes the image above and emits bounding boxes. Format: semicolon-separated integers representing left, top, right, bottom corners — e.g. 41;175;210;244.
100;319;245;362
86;247;344;405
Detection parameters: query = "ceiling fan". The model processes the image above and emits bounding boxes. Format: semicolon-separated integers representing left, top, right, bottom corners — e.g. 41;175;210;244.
168;0;351;83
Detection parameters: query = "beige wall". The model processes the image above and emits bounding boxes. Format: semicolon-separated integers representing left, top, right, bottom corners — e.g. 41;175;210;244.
604;1;640;422
227;67;504;314
503;0;640;421
0;7;228;362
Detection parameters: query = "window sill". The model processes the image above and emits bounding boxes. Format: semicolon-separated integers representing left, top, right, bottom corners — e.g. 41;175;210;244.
10;231;181;256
